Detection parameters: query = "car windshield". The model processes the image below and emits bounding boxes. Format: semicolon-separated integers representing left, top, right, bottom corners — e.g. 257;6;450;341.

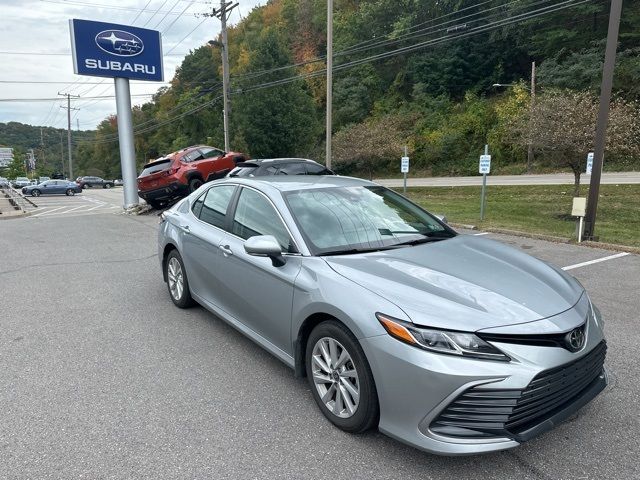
284;186;454;255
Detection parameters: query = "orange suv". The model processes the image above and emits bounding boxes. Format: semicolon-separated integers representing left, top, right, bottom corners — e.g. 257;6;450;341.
137;145;246;209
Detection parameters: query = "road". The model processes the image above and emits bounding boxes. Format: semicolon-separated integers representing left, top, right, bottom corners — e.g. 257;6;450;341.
375;171;640;187
1;188;638;479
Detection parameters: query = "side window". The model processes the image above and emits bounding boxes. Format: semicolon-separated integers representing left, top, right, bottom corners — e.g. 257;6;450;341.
232;188;294;252
198;185;235;229
277;163;307;176
306;164;333;175
263;166;279;175
191;193;205;217
183;150;204;163
200;147;224;159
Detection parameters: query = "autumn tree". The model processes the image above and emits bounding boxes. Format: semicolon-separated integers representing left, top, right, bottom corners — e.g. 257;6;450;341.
506;90;640;195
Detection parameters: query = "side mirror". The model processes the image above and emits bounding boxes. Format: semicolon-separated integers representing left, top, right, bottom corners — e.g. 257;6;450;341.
244;235;286;267
435;214;448;225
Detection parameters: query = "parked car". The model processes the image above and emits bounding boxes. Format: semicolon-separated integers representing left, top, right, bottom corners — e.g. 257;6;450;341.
114;179;123;186
12;177;31;188
38;176;50;183
0;177;9;187
157;176;607;455
22;180;81;197
227;158;334;177
76;176;114;189
138;145;246;209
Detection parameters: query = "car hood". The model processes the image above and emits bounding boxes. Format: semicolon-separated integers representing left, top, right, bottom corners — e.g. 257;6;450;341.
324;235;584;331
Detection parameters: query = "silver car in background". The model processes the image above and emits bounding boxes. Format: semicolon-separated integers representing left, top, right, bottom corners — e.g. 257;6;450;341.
157;176;607;455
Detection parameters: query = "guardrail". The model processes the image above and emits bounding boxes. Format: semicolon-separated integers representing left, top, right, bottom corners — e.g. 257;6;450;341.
0;186;36;213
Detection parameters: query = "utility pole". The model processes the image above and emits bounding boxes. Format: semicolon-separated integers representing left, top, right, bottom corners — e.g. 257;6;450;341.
58;92;79;179
583;0;623;240
527;61;535;173
207;1;238;153
77;118;80;131
40;127;46;170
60;131;65;178
326;0;334;170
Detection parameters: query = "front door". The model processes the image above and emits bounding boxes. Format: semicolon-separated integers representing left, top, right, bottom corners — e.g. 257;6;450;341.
214;187;301;355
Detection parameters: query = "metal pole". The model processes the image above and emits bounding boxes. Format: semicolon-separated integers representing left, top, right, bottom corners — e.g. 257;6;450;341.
583;0;623;240
526;61;535;173
480;144;488;221
403;145;408;194
66;94;73;179
114;77;139;209
325;0;333;169
220;0;231;152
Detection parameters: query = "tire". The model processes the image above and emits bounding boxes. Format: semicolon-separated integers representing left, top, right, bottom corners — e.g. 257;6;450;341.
103;183;113;189
66;189;75;196
188;177;203;193
165;250;195;308
306;320;379;433
31;189;41;197
82;184;87;189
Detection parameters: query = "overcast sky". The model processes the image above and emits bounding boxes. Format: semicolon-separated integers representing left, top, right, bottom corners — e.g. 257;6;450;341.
0;0;263;130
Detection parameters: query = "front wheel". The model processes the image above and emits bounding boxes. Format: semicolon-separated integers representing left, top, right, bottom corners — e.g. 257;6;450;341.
82;184;87;189
306;320;379;433
165;250;195;308
66;189;75;196
103;183;113;189
31;190;41;197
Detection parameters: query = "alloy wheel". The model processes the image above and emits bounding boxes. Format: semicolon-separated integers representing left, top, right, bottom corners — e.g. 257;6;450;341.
167;257;184;301
311;337;360;418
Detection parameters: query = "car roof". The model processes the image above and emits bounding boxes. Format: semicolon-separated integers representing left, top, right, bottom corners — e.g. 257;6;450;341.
238;158;320;166
219;175;375;192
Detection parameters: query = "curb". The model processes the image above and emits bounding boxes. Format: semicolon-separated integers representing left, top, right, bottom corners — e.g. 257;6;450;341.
454;224;639;254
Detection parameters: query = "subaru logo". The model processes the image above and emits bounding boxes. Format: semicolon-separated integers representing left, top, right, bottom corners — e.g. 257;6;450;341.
95;30;144;57
565;326;586;352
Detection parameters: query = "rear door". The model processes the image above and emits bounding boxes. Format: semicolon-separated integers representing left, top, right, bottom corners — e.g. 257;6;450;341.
214;186;301;354
180;184;237;302
198;147;232;179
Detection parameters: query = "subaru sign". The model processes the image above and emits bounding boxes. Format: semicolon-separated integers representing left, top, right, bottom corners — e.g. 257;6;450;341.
69;19;163;81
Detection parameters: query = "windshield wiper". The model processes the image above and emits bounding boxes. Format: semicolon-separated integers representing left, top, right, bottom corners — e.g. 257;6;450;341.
320;247;388;256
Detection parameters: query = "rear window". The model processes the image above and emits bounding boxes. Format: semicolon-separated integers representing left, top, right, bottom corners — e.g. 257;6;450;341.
140;158;172;177
228;164;258;177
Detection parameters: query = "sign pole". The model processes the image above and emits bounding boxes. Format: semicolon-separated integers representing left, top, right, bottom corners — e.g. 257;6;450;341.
114;77;139;209
480;144;488;221
403;145;408;194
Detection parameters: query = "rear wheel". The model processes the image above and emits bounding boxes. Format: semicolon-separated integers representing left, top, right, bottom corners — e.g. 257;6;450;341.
188;177;203;192
103;183;113;189
165;250;195;308
66;189;75;196
31;190;41;197
306;320;379;433
82;184;87;189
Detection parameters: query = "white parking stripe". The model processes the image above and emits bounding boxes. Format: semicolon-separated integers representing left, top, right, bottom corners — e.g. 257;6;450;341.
31;206;66;217
562;252;630;271
473;232;490;236
40;205;87;216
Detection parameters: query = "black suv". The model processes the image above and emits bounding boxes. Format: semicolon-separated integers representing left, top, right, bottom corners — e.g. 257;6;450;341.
76;176;114;189
227;158;334;178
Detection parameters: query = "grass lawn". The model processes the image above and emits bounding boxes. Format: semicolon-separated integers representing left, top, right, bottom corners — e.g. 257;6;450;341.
400;184;640;247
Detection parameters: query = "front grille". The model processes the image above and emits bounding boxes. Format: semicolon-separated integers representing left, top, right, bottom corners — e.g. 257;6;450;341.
430;341;606;439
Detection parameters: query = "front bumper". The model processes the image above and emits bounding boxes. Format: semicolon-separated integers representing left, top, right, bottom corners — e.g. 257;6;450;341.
360;319;607;455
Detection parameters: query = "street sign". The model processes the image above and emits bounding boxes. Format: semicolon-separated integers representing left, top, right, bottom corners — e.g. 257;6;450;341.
401;156;410;173
69;19;164;81
586;151;594;174
479;154;491;174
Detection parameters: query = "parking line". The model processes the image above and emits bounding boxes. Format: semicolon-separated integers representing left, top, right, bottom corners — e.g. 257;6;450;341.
40;205;87;216
562;252;630;271
473;232;490;236
31;206;66;217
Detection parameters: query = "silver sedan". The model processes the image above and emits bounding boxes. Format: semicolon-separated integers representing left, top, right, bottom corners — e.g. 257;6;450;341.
157;176;607;455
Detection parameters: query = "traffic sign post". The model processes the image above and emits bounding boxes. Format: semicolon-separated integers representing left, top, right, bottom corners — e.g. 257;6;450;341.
479;145;491;221
401;146;409;194
69;19;164;209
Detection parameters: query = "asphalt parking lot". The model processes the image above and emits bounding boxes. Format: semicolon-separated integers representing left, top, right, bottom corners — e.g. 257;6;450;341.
1;190;638;479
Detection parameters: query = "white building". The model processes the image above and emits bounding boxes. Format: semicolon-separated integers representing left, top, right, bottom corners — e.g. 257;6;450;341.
0;147;13;168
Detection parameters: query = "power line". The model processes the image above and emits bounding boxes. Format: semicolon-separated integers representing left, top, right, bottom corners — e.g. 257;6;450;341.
0;94;155;102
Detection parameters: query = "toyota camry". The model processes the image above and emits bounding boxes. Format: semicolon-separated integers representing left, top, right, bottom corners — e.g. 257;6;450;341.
157;176;607;455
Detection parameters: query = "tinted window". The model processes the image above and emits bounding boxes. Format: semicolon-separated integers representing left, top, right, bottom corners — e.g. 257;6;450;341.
232;188;293;252
277;163;307;175
183;150;204;162
191;194;205;217
306;163;333;175
198;185;235;229
200;147;225;159
228;166;257;177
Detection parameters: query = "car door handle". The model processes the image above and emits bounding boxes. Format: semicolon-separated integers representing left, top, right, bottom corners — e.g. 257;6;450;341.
219;244;233;256
179;225;190;234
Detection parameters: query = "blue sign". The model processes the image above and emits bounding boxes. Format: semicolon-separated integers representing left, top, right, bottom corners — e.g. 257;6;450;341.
69;19;163;81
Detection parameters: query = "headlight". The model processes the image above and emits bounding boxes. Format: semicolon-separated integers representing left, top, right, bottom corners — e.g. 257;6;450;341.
376;313;510;361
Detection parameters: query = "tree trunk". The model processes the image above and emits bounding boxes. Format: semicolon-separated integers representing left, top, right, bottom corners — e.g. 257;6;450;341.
572;168;581;197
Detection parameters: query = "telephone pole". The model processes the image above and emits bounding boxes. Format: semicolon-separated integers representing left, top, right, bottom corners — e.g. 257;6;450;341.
40;127;47;170
583;0;623;240
326;0;334;169
58;92;79;179
60;131;65;177
206;1;238;152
